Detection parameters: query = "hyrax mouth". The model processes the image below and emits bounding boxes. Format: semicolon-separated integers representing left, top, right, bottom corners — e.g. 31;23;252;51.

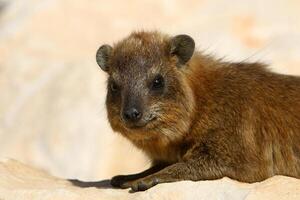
122;113;157;129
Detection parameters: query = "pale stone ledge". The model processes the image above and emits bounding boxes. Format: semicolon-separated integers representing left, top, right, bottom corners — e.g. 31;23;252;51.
0;159;299;200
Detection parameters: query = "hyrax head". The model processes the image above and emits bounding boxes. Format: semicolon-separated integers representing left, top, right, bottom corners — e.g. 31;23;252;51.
96;31;195;142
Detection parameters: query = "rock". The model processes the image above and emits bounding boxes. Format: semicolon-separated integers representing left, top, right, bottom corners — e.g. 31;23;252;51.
0;159;299;200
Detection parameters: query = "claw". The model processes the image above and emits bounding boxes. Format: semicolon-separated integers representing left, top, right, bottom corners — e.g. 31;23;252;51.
138;182;149;191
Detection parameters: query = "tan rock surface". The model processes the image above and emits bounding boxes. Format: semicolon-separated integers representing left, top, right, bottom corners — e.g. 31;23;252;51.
0;159;299;200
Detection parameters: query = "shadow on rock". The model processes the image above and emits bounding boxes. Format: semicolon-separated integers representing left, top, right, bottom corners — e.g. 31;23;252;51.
68;179;113;189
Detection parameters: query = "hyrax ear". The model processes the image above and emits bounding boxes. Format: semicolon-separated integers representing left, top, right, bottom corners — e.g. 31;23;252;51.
96;44;113;72
170;35;195;65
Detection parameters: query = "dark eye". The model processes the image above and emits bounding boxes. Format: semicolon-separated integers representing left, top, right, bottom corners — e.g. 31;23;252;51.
151;75;164;90
110;81;119;92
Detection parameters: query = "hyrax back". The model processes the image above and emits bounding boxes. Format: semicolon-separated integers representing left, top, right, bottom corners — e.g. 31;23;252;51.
96;31;300;191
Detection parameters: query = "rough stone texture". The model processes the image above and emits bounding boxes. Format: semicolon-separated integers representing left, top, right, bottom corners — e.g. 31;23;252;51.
0;0;299;198
0;159;299;200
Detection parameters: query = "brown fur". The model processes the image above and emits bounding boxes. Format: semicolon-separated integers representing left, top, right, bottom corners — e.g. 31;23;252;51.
96;31;300;191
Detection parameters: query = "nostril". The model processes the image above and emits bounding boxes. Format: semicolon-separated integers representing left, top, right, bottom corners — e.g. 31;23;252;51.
124;112;131;121
132;109;141;119
123;108;142;122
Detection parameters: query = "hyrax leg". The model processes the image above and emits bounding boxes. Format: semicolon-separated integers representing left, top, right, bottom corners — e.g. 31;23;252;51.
110;163;168;188
124;140;261;192
122;160;223;191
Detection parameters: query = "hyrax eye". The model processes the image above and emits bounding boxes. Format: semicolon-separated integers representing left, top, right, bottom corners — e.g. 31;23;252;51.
110;81;119;92
151;75;165;90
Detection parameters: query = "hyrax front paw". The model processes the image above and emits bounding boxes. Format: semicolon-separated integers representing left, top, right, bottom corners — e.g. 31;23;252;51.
124;177;160;192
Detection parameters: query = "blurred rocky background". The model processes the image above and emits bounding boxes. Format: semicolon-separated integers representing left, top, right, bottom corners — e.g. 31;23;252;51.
0;0;299;181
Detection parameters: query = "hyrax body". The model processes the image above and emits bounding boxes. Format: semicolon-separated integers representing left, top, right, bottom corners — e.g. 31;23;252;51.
96;31;300;191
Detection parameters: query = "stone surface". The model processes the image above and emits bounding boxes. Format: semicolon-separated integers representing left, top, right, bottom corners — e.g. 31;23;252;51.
0;0;299;186
0;159;300;200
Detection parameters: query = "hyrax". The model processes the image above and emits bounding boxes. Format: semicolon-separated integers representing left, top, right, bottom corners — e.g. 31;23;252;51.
96;31;300;192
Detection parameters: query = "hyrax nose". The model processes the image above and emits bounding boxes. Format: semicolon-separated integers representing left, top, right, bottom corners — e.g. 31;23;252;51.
123;107;142;122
